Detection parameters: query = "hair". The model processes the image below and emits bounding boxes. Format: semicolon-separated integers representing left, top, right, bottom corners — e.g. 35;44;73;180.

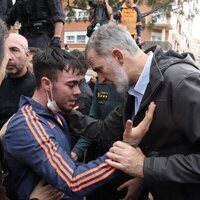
85;23;140;58
70;49;89;74
29;47;42;55
32;48;84;87
0;19;8;66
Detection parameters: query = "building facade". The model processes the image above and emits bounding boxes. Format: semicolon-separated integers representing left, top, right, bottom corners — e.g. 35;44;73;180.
62;0;199;59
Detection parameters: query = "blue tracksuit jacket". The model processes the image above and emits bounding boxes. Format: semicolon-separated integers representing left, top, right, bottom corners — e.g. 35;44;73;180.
3;96;117;200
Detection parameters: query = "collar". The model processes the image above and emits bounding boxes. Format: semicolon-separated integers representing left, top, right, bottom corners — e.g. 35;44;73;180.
7;70;31;82
19;96;64;127
20;96;48;115
128;51;153;96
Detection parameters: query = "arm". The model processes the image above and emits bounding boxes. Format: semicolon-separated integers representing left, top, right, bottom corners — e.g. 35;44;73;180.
65;105;124;144
135;7;142;40
106;102;156;177
71;136;92;161
107;71;200;184
144;72;200;184
48;0;65;47
53;21;64;38
104;0;113;20
5;111;117;199
88;2;96;22
5;2;17;26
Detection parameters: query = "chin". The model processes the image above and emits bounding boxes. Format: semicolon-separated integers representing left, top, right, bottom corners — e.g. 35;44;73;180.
65;105;73;111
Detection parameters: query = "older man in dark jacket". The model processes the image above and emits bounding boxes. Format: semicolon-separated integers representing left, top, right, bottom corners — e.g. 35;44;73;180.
66;23;200;200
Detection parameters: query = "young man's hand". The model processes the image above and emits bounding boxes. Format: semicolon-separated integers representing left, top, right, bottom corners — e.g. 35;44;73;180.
30;180;64;200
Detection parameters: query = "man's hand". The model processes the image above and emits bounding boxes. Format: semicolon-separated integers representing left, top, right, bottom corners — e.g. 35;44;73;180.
30;180;64;200
123;102;156;146
50;37;61;48
118;178;143;200
106;142;145;178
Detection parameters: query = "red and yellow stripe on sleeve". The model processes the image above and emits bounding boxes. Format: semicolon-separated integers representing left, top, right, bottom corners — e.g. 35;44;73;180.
21;105;116;192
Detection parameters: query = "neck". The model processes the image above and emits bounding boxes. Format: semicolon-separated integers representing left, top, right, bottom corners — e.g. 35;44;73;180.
128;51;149;85
32;89;48;111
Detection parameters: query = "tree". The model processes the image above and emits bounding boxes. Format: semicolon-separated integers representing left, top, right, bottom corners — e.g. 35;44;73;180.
66;0;199;19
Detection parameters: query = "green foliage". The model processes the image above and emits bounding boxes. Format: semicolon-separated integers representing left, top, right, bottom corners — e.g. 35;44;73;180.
69;0;199;19
73;0;88;8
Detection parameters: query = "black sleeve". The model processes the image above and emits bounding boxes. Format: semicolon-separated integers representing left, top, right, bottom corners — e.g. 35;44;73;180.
65;105;124;145
47;0;65;23
5;3;17;26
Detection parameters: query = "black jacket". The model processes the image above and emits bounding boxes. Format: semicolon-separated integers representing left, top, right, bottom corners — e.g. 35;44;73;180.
0;0;13;21
6;0;65;26
67;46;200;199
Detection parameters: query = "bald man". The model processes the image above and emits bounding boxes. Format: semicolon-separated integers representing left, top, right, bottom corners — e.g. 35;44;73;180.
0;33;36;129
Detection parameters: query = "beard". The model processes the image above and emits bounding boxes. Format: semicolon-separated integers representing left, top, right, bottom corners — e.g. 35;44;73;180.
6;62;23;77
113;66;128;99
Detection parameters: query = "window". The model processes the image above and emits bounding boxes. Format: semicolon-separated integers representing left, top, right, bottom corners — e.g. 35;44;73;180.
153;11;166;23
151;32;162;41
66;35;75;44
77;35;86;44
64;31;89;44
77;11;85;19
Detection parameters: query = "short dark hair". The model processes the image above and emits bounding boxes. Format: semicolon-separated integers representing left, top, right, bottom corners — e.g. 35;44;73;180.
32;48;84;87
0;19;8;66
70;49;89;74
29;47;42;55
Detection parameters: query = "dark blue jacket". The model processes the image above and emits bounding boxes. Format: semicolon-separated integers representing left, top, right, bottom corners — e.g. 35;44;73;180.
3;96;117;200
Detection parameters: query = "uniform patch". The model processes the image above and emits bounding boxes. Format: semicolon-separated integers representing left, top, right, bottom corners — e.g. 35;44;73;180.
97;92;109;101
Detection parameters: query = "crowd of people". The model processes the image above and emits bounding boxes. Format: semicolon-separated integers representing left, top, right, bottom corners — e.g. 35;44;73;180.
0;1;200;200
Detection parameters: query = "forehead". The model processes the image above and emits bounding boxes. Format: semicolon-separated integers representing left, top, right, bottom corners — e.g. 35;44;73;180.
55;68;81;83
86;49;103;70
6;36;27;51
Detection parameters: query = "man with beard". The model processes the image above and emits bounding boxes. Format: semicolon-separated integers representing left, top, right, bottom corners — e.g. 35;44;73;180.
66;23;200;200
3;47;155;200
0;33;36;129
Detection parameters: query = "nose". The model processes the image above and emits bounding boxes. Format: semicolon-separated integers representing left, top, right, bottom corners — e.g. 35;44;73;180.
98;74;106;84
7;49;12;60
74;85;81;97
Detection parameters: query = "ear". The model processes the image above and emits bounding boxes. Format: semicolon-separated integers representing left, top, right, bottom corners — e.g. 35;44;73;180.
41;77;51;92
25;50;31;59
112;49;124;65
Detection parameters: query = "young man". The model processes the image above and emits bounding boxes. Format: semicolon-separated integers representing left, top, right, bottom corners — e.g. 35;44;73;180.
0;19;62;200
67;23;200;200
3;47;154;200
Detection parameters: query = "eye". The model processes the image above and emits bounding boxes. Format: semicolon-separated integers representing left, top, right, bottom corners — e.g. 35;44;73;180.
10;47;20;52
66;82;79;88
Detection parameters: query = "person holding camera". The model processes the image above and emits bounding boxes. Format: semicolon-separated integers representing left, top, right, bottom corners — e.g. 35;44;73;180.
87;0;113;37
